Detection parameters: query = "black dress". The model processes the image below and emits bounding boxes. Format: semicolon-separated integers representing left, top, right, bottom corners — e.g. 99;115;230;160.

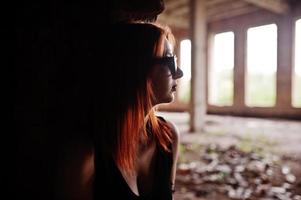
93;119;173;200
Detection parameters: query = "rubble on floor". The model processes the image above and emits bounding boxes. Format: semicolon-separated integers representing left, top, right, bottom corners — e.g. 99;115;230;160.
175;144;301;200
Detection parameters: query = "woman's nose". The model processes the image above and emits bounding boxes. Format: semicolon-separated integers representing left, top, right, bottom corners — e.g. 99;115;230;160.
173;67;183;79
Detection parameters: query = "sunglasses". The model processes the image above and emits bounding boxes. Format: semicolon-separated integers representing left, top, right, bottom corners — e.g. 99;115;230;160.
152;55;178;77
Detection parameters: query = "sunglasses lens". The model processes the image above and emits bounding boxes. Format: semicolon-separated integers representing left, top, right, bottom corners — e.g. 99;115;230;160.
172;56;177;75
153;56;178;76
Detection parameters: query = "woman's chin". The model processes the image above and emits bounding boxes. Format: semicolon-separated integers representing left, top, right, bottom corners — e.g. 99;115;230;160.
152;93;176;106
160;95;175;105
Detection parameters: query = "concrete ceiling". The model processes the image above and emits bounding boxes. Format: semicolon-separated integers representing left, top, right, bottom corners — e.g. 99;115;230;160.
158;0;292;28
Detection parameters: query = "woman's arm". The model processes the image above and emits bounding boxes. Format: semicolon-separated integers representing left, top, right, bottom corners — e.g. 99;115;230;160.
166;119;180;194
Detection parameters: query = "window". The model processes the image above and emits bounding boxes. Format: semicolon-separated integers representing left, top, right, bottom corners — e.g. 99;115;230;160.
246;24;277;107
293;19;301;108
178;39;191;103
209;32;234;106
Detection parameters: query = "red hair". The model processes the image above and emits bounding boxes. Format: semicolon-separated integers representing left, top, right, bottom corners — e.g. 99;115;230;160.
114;23;175;174
116;80;173;174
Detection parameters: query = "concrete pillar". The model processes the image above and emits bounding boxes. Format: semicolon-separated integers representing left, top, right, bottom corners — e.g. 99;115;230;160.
233;28;247;108
276;15;293;108
190;0;207;132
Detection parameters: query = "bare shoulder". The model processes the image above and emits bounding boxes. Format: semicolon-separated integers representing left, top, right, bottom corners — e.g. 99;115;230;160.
157;116;180;186
163;118;180;145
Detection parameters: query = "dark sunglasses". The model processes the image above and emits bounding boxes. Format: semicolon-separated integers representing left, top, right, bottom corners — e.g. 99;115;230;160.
152;55;178;77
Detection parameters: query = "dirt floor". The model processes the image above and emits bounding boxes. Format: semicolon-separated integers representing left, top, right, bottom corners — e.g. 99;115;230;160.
157;112;301;200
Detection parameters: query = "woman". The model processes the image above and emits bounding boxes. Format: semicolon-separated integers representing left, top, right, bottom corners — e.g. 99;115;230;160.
92;22;183;200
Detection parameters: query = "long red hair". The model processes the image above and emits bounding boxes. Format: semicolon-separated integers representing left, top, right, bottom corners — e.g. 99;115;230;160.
114;23;175;174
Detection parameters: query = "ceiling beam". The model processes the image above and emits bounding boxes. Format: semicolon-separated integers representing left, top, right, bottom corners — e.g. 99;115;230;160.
207;1;248;17
164;0;188;11
205;0;234;8
157;14;189;28
171;5;189;17
242;0;290;14
208;6;259;22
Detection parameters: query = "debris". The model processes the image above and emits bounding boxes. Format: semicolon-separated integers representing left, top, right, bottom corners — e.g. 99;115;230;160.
176;144;301;200
286;174;296;183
